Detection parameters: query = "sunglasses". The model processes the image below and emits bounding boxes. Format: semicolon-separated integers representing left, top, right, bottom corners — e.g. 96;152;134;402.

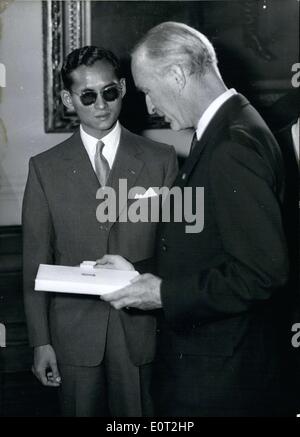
72;83;122;106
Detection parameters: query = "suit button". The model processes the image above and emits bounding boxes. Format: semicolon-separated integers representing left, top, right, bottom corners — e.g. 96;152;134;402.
161;237;166;242
192;324;196;329
162;245;167;252
156;328;160;333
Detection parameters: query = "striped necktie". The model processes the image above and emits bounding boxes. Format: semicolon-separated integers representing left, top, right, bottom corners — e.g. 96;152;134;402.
94;140;110;186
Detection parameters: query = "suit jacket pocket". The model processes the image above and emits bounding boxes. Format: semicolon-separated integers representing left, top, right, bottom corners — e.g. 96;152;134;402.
157;316;248;357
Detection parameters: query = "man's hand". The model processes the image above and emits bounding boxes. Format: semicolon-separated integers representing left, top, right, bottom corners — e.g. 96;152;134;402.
95;254;135;271
32;344;61;387
101;273;162;310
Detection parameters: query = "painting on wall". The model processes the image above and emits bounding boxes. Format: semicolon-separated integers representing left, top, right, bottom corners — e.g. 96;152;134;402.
43;0;298;133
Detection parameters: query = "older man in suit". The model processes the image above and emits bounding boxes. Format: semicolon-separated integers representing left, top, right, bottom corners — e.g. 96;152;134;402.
22;46;178;417
99;23;294;416
274;108;299;414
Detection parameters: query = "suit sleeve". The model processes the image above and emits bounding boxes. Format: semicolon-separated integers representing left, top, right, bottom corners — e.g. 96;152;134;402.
22;158;54;347
160;140;289;326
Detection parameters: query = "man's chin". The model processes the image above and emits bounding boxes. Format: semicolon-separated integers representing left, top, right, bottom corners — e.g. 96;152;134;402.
95;120;116;132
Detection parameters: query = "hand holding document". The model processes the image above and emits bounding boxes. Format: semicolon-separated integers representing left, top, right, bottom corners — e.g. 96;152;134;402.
94;254;135;271
100;273;163;311
93;255;163;310
35;262;139;296
35;257;162;311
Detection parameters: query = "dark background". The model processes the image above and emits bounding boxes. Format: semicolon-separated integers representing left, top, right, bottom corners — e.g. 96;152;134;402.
89;0;298;131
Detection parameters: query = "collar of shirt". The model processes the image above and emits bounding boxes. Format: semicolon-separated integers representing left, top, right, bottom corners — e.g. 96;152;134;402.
291;117;299;164
196;89;237;141
80;121;121;170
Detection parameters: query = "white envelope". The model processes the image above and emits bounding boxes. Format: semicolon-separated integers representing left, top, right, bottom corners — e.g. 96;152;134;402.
134;187;158;199
35;263;139;296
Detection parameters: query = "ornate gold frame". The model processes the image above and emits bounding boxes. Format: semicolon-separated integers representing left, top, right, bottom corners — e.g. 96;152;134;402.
43;1;91;132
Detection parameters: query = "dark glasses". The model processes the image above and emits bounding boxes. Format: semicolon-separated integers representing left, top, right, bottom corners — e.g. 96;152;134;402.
72;83;122;106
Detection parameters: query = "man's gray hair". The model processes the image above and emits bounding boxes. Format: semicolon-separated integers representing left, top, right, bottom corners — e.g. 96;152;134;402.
132;21;218;76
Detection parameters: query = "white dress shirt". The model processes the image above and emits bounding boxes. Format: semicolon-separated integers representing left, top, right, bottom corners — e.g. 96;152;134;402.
196;89;237;141
80;121;121;171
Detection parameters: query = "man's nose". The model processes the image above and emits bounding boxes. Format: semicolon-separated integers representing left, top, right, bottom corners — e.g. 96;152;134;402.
145;95;156;115
94;93;107;109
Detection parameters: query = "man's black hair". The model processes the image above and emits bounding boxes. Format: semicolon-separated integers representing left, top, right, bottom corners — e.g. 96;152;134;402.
61;45;122;91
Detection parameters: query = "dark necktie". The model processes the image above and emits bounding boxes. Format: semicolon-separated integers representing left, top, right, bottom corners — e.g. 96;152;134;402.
189;132;198;156
94;140;110;186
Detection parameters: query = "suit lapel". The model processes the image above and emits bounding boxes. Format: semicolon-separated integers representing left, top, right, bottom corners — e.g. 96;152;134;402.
175;94;250;187
63;130;100;198
60;127;149;232
105;127;145;232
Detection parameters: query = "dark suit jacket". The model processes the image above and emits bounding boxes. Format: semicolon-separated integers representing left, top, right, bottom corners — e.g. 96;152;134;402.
275;123;300;411
275;123;299;300
154;94;291;414
22;126;178;367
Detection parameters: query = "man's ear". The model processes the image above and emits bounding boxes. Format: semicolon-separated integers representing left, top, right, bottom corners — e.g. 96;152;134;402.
168;64;186;92
61;90;75;110
120;78;126;98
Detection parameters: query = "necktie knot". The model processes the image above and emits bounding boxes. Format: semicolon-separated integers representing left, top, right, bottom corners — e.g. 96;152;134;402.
189;132;198;155
96;140;105;156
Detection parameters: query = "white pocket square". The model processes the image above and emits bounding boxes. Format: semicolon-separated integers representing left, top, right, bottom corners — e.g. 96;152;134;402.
134;187;158;199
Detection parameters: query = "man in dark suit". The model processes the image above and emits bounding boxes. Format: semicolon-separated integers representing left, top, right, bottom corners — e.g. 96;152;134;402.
275;112;299;310
99;23;293;416
22;46;178;416
274;111;299;413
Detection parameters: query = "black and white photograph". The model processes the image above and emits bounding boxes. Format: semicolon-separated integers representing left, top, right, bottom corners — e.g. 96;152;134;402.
0;0;299;421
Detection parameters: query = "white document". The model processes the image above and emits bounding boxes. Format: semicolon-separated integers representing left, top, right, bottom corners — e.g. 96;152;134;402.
35;263;139;296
